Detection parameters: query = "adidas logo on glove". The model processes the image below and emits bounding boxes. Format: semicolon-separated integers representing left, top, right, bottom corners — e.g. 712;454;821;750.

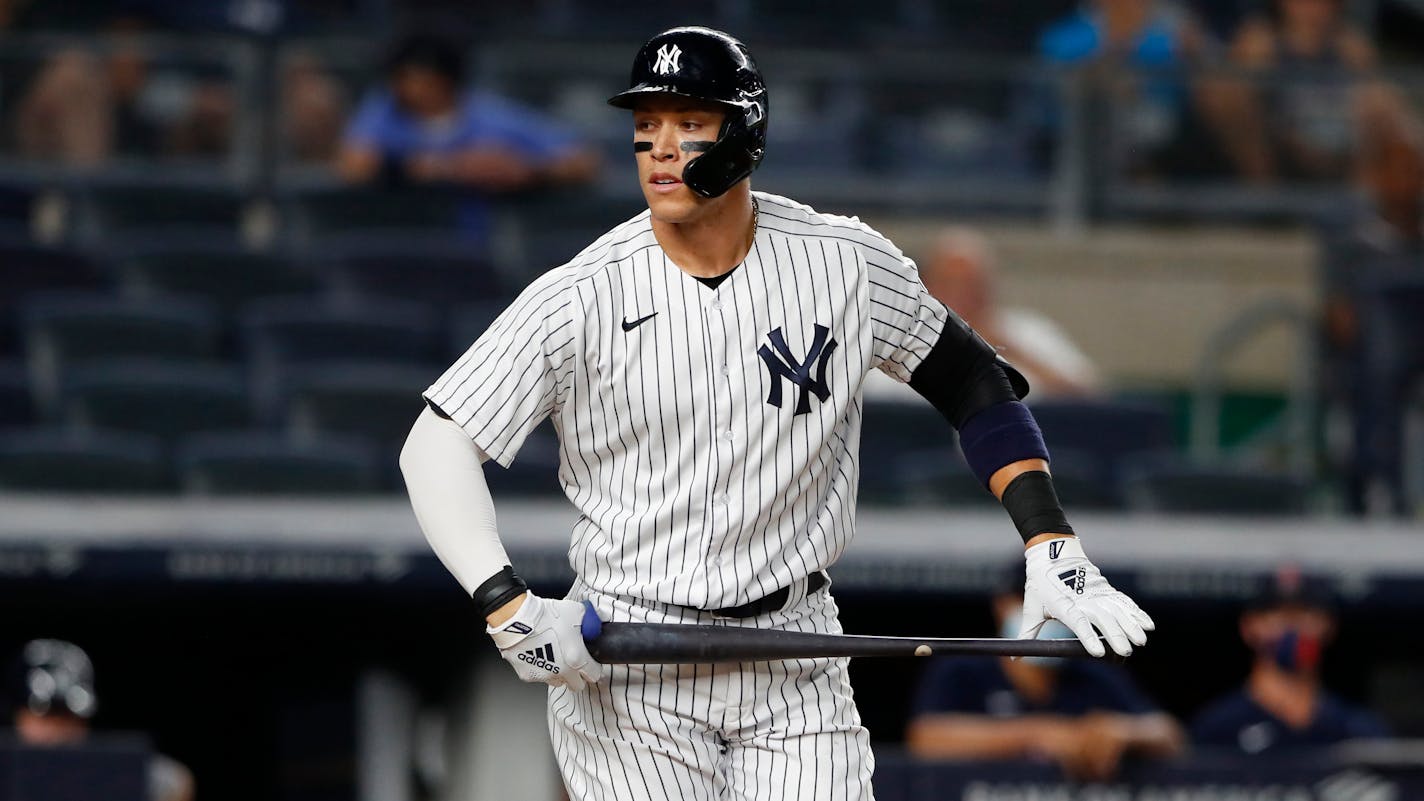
518;644;561;674
1058;567;1087;595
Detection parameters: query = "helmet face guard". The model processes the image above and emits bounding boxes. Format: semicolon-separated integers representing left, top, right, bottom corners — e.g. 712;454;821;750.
609;27;768;198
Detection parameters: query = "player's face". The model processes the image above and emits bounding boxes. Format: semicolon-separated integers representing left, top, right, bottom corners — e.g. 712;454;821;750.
631;96;727;223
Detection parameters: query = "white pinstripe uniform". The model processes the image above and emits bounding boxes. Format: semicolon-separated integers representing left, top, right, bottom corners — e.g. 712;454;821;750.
425;190;950;800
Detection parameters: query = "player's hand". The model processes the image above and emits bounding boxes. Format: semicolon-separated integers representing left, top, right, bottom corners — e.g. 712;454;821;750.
1020;537;1153;658
487;592;605;691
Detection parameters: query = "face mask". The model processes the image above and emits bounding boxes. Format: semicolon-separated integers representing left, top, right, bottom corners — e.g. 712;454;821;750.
1003;612;1074;668
1264;628;1323;674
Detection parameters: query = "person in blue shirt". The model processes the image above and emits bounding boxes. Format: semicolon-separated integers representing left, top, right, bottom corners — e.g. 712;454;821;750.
907;582;1183;782
1190;571;1390;754
336;33;599;237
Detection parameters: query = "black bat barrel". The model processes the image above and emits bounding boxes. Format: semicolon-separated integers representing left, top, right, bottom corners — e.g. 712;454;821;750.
584;622;1099;665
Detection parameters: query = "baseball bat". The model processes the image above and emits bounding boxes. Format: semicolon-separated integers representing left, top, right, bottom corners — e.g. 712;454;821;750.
578;602;1107;664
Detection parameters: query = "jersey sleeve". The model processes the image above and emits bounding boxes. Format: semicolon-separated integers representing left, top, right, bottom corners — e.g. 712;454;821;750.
861;232;951;383
423;270;577;467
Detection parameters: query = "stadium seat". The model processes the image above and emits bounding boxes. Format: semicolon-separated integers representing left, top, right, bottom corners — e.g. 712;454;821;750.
176;432;381;495
860;399;957;504
1123;459;1313;515
280;187;466;244
0;239;106;354
284;362;432;456
0;427;171;493
21;295;220;409
242;297;441;367
448;300;508;356
62;362;253;442
79;182;250;243
0;362;33;426
331;240;501;309
1026;398;1176;499
113;246;321;316
0;182;34;236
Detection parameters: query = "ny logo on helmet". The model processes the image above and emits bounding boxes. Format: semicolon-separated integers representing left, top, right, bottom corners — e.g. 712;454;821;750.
758;325;838;416
653;44;682;75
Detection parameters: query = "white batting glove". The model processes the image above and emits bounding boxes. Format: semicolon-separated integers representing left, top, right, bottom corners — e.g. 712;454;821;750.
488;592;605;691
1020;537;1154;658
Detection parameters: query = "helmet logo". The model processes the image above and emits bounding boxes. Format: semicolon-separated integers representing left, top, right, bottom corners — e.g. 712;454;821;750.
652;44;682;75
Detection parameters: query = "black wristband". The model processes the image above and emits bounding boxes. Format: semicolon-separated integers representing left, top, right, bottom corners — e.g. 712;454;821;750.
472;565;528;619
1001;470;1075;544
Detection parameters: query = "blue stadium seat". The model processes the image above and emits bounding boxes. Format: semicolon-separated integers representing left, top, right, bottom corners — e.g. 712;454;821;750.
0;427;171;493
79;182;250;243
113;245;321;316
0;362;33;426
1026;398;1176;499
0;239;106;354
860;399;957;504
21;295;220;409
1123;459;1313;515
448;300;508;357
242;297;441;367
331;240;501;309
284;361;432;458
62;362;253;442
280;187;466;244
0;182;34;237
176;432;381;495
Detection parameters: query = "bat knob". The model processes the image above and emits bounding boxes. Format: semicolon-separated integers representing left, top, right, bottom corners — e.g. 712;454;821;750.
580;600;603;640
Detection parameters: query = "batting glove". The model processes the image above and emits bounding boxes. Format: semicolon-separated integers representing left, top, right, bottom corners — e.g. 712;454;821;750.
1020;537;1154;658
488;592;605;691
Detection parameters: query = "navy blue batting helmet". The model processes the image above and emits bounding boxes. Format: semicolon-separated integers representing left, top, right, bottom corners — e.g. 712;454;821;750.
609;26;768;198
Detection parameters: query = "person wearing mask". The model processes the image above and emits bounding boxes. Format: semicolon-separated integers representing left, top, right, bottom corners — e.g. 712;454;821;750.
907;577;1183;782
1190;572;1390;753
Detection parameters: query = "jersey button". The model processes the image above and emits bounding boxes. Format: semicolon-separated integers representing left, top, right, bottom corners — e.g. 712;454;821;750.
722;430;734;441
716;493;730;506
720;364;730;376
711;299;723;310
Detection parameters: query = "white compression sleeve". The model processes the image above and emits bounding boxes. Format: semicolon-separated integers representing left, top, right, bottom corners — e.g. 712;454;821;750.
399;406;512;596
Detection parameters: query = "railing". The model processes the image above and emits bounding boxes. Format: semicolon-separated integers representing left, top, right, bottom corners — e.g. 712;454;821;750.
1;33;1421;221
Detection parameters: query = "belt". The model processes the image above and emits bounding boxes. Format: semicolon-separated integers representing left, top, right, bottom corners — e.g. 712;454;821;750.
707;571;828;619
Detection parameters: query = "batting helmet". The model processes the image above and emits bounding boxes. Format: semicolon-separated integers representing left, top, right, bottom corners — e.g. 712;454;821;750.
7;639;97;719
608;26;768;198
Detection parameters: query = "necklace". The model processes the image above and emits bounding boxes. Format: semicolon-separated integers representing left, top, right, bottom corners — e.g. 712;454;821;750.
751;196;759;242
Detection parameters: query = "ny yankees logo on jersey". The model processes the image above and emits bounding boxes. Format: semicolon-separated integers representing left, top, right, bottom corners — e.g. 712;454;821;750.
758;324;838;416
653;44;682;75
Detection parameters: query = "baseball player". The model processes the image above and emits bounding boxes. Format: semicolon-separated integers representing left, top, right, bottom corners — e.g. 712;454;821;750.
400;26;1153;800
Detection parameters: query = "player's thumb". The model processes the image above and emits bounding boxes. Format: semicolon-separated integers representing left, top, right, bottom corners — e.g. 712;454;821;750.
1016;595;1047;641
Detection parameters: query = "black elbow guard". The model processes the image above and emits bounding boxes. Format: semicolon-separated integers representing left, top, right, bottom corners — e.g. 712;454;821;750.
909;311;1029;428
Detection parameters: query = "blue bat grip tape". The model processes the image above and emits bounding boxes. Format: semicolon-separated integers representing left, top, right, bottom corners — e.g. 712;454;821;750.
580;600;603;640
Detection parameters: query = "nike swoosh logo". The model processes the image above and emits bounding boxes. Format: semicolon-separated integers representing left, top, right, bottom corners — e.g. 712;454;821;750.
621;313;657;332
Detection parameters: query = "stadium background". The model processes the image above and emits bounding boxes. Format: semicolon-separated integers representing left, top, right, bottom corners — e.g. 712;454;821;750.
1;0;1423;799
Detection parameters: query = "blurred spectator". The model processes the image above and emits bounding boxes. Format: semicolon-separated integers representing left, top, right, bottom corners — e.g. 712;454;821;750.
336;32;599;227
1318;123;1423;514
282;51;349;163
1035;0;1230;180
13;15;236;165
7;639;194;801
1208;0;1409;184
906;584;1183;782
1190;570;1390;753
931;227;1101;397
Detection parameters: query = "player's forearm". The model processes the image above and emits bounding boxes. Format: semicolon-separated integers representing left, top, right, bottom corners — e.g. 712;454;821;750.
906;714;1074;760
399;406;513;602
1104;713;1186;758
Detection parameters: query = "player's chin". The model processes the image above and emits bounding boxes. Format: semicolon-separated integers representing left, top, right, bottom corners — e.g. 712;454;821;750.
642;186;704;223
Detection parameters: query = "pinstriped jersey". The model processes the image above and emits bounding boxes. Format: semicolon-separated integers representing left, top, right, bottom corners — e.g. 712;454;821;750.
425;191;950;610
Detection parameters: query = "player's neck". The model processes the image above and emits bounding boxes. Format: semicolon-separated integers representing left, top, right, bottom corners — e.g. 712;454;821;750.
652;188;756;279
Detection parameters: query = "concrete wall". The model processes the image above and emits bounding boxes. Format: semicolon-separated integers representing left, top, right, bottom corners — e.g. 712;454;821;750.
866;220;1320;391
